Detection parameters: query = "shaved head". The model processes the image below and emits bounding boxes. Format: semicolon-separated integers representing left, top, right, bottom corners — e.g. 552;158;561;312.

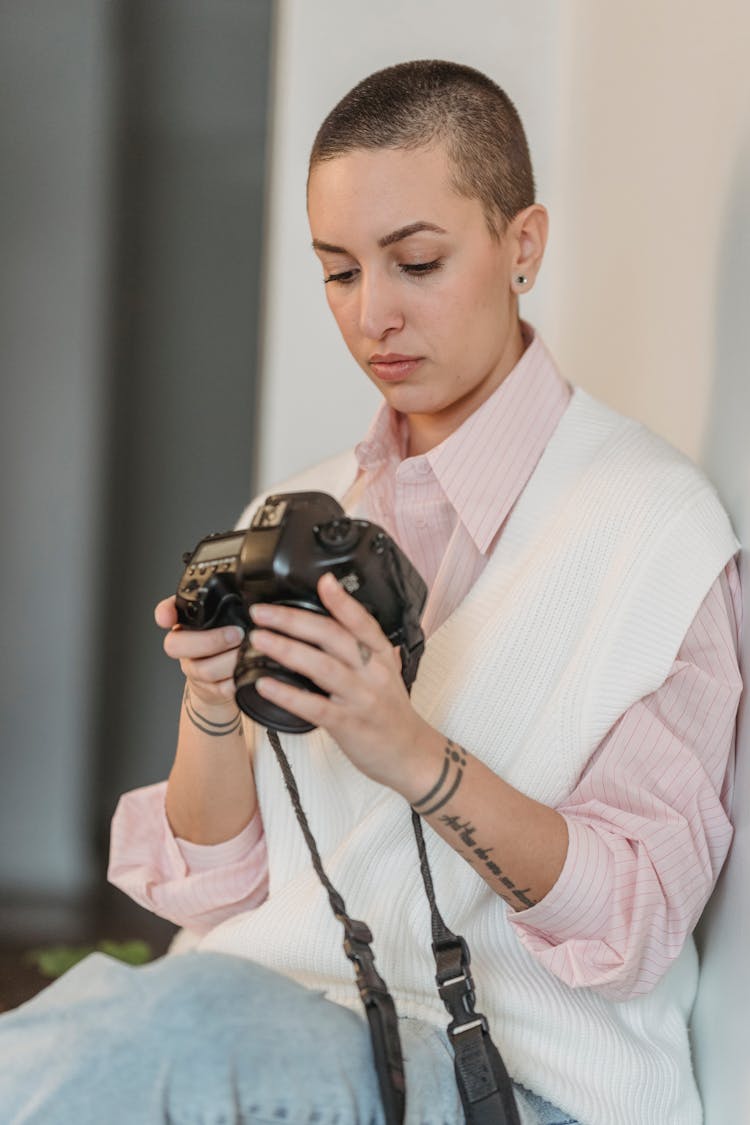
308;60;535;237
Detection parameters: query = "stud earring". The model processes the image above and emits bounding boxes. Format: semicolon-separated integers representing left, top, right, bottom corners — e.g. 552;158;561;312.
515;274;528;286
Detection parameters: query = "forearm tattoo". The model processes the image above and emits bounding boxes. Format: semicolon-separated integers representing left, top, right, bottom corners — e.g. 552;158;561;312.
438;814;536;909
183;686;242;738
412;739;537;909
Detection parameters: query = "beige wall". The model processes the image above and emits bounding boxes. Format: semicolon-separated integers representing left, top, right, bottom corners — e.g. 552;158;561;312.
525;9;750;1119
550;1;750;463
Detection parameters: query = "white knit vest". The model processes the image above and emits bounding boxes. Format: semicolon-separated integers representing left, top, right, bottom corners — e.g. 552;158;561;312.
199;389;738;1125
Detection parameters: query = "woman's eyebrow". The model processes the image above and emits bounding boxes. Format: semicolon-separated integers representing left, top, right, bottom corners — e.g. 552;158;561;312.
378;221;447;247
312;221;447;256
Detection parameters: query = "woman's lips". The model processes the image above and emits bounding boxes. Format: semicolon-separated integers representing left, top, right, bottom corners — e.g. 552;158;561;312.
369;354;423;382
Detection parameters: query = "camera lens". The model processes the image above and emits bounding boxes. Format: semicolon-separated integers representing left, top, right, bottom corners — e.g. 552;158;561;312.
233;634;324;734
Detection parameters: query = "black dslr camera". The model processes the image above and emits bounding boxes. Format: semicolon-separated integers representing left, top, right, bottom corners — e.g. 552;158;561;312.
175;491;427;733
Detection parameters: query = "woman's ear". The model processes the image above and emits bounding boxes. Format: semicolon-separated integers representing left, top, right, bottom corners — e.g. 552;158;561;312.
509;204;549;294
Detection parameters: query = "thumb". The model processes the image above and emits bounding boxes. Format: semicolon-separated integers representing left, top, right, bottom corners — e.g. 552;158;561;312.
154;595;178;630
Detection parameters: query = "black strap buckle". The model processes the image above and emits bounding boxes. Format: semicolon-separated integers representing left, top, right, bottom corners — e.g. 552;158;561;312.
343;919;385;997
341;917;406;1122
434;936;481;1032
432;936;522;1122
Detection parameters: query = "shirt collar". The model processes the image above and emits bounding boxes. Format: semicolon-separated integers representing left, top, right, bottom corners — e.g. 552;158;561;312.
354;325;571;553
354;398;408;470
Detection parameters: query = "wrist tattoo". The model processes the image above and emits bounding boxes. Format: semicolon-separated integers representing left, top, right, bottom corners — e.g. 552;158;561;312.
183;686;242;738
411;740;467;816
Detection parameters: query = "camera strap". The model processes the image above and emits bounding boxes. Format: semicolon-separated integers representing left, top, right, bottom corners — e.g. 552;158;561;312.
266;729;406;1125
410;810;521;1125
266;729;519;1125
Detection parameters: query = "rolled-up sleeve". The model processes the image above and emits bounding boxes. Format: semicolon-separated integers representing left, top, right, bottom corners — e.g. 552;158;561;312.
108;780;269;934
509;560;742;1000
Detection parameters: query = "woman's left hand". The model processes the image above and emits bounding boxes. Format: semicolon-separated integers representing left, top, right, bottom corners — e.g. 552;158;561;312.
252;573;569;911
249;571;436;792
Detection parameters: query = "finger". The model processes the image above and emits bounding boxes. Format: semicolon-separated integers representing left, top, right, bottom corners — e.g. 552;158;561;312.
316;572;390;650
181;647;243;688
164;624;245;661
249;602;360;667
155;596;178;629
249;629;356;699
255;674;334;730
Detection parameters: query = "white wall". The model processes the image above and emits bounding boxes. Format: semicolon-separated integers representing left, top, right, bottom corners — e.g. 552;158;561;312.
260;4;749;1118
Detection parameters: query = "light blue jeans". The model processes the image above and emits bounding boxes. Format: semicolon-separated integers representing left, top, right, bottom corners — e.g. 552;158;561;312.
0;952;580;1124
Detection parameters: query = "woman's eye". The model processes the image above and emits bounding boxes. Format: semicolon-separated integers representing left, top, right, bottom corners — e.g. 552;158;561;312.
323;259;443;286
324;269;358;286
400;259;443;277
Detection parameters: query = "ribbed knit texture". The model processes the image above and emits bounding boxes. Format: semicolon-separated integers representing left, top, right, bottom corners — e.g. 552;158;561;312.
195;390;737;1125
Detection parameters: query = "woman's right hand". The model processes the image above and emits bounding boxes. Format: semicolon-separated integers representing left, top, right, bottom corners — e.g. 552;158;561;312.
156;596;256;844
155;596;246;710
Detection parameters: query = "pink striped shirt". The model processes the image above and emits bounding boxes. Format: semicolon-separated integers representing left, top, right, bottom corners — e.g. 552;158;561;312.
108;328;742;999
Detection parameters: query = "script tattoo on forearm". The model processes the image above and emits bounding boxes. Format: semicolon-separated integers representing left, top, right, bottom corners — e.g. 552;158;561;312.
412;740;537;909
183;686;242;738
438;815;537;909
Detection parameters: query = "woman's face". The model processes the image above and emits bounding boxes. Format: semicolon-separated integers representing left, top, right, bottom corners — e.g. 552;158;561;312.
307;143;528;454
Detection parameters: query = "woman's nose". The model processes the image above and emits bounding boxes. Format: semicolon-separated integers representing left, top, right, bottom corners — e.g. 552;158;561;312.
357;275;405;340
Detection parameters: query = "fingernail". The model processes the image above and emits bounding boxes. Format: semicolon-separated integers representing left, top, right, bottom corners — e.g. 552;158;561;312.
250;604;271;623
225;627;244;644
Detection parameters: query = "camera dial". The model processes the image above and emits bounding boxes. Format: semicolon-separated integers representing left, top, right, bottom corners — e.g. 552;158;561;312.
314;517;361;552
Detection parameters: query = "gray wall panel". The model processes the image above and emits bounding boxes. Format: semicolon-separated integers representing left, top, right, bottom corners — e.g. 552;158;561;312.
0;1;111;897
0;0;273;922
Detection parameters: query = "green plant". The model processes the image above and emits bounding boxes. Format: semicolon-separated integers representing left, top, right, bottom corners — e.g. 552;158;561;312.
24;939;153;979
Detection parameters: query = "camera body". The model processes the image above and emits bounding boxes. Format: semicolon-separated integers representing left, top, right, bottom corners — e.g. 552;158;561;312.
176;491;427;733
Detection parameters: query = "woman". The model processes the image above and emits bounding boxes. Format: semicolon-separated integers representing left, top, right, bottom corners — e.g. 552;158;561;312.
1;60;742;1125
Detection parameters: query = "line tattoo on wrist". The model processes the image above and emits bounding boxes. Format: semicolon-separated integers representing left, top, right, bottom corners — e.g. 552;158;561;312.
411;740;467;816
183;686;242;738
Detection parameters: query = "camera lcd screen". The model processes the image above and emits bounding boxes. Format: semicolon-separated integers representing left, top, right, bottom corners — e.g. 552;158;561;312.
193;534;245;564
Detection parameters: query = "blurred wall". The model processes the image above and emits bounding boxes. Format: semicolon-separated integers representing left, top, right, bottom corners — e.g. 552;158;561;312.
0;0;273;936
94;0;273;849
0;1;111;911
